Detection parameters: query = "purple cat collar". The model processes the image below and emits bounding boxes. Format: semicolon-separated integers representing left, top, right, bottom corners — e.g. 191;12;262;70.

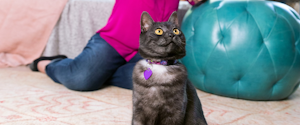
145;59;178;65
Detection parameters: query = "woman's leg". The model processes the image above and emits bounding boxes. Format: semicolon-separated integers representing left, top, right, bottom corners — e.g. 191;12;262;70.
107;53;143;90
45;33;126;91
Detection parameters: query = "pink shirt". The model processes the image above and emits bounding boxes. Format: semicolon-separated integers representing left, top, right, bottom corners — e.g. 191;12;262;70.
98;0;189;61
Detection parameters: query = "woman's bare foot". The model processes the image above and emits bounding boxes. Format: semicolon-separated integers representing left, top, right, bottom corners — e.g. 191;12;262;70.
37;60;51;74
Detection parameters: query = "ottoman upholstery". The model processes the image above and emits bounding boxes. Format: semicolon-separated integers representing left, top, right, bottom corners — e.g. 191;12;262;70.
181;0;300;100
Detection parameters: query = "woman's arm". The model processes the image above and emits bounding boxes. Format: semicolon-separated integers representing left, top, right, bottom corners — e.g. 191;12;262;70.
187;0;202;5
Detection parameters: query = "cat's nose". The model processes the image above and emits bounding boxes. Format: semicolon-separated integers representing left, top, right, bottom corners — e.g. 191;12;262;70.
168;33;174;37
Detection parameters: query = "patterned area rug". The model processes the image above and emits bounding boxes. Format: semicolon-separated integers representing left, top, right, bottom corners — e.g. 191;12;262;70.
0;67;299;125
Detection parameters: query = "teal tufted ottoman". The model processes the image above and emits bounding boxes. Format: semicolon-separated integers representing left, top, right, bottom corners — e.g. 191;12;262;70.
181;0;300;100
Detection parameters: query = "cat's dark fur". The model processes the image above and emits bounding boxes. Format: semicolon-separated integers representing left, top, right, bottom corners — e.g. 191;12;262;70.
132;12;207;125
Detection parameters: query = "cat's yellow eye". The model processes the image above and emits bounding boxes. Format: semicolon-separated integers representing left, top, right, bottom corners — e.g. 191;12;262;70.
155;28;164;35
173;28;180;35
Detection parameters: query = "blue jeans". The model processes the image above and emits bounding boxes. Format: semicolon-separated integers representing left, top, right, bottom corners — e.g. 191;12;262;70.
45;33;142;91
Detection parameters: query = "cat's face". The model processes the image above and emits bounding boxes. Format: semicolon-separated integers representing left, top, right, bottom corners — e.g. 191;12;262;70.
139;12;186;60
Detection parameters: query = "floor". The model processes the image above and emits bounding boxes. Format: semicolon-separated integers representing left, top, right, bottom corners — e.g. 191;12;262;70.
0;66;300;125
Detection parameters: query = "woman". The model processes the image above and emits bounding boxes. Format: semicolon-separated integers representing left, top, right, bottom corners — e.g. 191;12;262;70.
30;0;203;91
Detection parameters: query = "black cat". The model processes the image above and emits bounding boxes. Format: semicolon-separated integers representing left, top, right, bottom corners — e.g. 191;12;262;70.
132;11;207;125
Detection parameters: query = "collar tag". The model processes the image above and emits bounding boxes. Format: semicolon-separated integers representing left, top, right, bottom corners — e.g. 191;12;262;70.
144;68;152;80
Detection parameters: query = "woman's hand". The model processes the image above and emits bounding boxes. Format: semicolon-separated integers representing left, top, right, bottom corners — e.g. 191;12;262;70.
188;0;202;4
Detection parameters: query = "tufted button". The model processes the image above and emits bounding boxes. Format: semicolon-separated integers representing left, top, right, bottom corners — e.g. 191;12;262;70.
181;1;300;101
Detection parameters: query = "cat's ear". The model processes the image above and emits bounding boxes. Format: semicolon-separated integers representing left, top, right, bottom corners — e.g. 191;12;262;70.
168;11;179;27
141;11;154;32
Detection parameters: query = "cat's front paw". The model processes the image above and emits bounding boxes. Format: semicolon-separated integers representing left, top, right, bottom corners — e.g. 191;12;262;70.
132;120;143;125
